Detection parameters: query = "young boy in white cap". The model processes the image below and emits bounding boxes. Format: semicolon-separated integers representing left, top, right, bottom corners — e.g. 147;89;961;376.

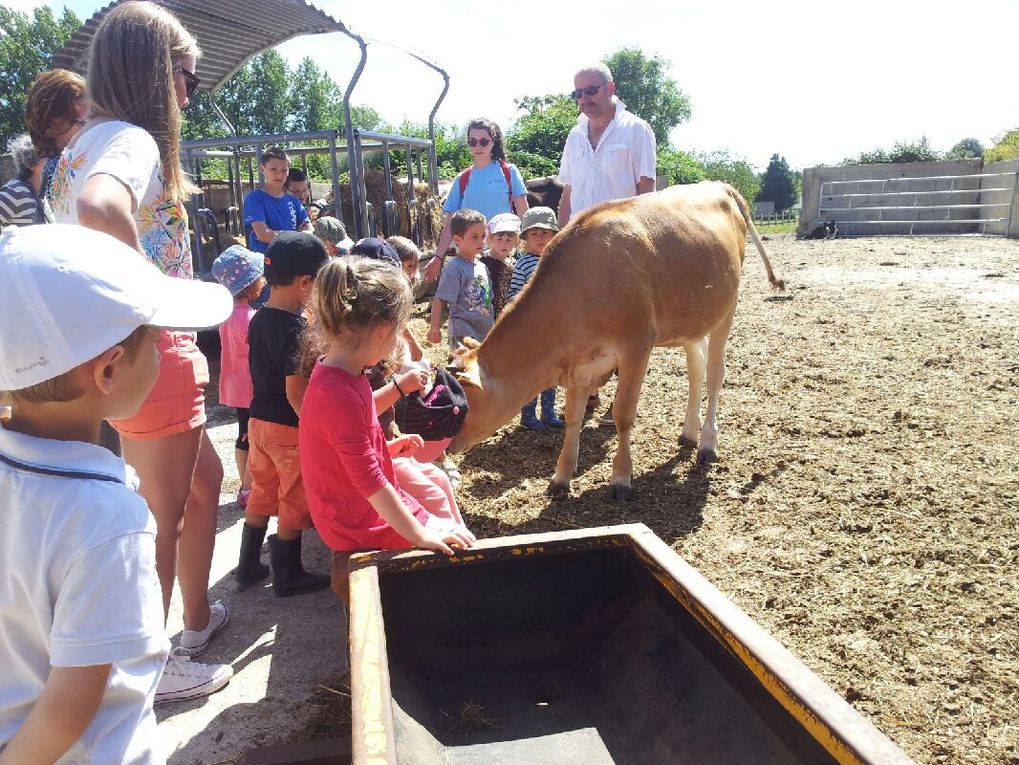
481;212;520;318
0;225;233;762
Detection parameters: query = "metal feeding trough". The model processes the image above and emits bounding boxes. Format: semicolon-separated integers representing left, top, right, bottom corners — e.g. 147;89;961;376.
347;524;914;764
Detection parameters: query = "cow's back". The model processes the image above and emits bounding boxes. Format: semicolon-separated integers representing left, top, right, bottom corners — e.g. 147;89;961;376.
529;182;748;345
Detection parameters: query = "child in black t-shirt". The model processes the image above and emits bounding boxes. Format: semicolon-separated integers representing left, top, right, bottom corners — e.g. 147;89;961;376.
239;232;331;597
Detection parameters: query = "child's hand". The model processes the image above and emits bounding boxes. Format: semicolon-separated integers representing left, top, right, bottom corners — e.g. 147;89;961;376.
416;525;476;556
388;433;424;458
426;327;442;344
397;367;429;395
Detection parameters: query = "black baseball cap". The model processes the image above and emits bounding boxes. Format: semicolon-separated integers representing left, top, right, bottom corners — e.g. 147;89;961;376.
264;231;328;282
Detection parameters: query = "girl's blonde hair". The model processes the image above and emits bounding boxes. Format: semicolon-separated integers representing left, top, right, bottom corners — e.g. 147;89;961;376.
313;256;412;344
386;236;421;266
86;1;200;202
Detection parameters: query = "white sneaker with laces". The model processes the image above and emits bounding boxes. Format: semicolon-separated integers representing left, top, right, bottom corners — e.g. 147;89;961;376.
155;653;232;704
177;600;229;658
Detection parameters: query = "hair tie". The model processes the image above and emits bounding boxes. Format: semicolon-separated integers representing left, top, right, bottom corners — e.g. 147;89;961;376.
342;264;358;301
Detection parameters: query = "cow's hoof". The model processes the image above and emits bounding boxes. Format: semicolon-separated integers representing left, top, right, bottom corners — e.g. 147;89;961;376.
679;435;698;449
547;481;570;500
696;449;718;466
609;484;634;503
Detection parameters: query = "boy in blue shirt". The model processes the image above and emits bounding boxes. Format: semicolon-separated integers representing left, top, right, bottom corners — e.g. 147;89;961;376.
244;146;312;254
0;225;233;762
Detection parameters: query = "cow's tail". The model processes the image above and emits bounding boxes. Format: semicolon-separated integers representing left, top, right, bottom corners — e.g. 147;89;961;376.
725;184;786;292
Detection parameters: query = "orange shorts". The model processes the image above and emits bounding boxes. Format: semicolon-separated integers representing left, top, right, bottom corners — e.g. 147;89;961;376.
111;330;208;440
247;418;313;530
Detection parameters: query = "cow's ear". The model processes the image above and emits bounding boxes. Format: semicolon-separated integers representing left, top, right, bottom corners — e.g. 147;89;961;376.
461;337;481;350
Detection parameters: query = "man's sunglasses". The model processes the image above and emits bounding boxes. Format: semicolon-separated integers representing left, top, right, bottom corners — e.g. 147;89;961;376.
173;64;201;98
467;137;491;148
570;82;607;100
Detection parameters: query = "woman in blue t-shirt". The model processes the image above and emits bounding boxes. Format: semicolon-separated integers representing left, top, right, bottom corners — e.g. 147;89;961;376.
424;118;529;282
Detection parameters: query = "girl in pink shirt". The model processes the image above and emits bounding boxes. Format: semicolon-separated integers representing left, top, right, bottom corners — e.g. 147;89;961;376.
211;245;265;507
299;258;475;555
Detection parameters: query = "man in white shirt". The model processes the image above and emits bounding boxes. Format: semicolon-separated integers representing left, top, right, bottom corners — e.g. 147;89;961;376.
557;63;657;226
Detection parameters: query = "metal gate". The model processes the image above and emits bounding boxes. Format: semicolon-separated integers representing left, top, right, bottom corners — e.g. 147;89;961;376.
818;170;1018;236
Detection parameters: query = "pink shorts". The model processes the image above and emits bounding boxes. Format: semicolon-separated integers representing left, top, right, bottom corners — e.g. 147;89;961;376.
111;330;208;440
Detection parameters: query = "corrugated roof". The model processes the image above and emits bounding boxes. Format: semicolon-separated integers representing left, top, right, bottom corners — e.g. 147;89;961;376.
50;0;347;93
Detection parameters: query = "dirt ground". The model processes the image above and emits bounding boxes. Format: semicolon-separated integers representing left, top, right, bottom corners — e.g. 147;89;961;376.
164;233;1018;765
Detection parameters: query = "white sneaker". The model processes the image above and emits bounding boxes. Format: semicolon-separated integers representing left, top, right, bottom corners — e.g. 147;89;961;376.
177;601;229;658
438;458;461;489
155;653;232;704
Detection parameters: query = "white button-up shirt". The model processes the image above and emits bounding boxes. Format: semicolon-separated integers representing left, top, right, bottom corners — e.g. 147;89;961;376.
557;98;657;217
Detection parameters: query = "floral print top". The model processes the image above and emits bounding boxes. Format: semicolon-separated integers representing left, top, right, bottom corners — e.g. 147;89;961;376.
51;120;193;279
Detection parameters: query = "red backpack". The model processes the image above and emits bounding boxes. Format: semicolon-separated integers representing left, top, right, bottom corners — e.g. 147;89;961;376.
457;159;513;207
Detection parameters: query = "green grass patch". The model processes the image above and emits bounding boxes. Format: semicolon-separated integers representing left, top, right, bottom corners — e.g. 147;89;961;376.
754;220;797;234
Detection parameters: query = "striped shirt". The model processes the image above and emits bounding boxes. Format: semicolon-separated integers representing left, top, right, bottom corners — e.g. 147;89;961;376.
0;179;49;230
508;252;540;301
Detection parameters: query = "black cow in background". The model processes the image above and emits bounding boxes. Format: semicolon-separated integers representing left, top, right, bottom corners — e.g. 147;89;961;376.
525;176;564;212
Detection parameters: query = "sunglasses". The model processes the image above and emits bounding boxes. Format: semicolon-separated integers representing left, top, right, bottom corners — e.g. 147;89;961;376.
467;137;491;148
570;82;607;100
173;64;201;98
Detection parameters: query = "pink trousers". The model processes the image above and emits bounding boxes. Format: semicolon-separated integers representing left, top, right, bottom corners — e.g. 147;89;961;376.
392;457;463;526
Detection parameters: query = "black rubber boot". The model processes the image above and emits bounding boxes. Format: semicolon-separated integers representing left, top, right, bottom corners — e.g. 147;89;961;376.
267;533;331;598
540;388;564;428
235;523;270;591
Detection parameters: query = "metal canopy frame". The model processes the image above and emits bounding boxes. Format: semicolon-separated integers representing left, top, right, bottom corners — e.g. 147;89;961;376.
50;0;449;249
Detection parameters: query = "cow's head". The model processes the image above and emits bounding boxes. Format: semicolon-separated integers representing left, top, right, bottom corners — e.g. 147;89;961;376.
446;337;506;454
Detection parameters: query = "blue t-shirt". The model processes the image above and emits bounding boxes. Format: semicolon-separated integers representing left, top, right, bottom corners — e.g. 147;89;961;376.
443;162;526;219
243;189;309;254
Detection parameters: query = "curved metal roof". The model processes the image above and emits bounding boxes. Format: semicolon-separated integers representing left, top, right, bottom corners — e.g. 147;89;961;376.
50;0;346;93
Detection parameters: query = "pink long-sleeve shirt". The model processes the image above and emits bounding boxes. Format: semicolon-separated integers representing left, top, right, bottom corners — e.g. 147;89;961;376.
218;303;255;408
299;362;430;552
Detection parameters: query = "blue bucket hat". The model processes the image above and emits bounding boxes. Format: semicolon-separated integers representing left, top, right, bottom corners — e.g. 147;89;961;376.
212;245;264;296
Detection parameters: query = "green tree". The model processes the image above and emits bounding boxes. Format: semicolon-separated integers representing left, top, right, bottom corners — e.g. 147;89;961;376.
506;94;577;177
290;58;342;133
844;136;942;165
757;153;797;211
0;6;81;147
656;147;704;186
984;129;1019;163
947;137;984;160
697;151;761;204
603;47;691;146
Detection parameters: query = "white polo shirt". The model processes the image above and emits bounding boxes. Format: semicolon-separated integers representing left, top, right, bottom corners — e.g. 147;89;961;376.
0;425;168;764
557;97;658;217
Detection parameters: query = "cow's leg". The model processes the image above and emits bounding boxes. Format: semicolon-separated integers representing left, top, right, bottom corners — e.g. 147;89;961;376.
698;308;737;464
608;350;652;502
680;338;707;446
549;385;590;498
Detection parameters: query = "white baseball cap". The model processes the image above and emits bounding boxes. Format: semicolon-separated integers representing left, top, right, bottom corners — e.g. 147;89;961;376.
0;225;233;391
487;213;521;235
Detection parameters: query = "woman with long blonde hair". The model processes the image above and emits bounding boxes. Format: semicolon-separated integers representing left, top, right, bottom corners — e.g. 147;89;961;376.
51;0;232;704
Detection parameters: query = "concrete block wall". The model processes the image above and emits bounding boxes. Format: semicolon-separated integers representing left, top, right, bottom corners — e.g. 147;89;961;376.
799;159;993;236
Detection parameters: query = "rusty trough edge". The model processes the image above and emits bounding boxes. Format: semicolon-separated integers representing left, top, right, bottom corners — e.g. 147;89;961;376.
627;526;916;765
346;523;915;765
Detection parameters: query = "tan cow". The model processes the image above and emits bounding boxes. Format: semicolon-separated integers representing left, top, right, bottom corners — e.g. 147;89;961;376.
447;181;784;500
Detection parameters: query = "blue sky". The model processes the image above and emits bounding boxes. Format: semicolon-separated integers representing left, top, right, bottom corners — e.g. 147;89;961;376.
10;0;1018;170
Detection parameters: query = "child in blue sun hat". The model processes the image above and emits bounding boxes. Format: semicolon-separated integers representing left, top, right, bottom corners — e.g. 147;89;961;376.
211;245;266;507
